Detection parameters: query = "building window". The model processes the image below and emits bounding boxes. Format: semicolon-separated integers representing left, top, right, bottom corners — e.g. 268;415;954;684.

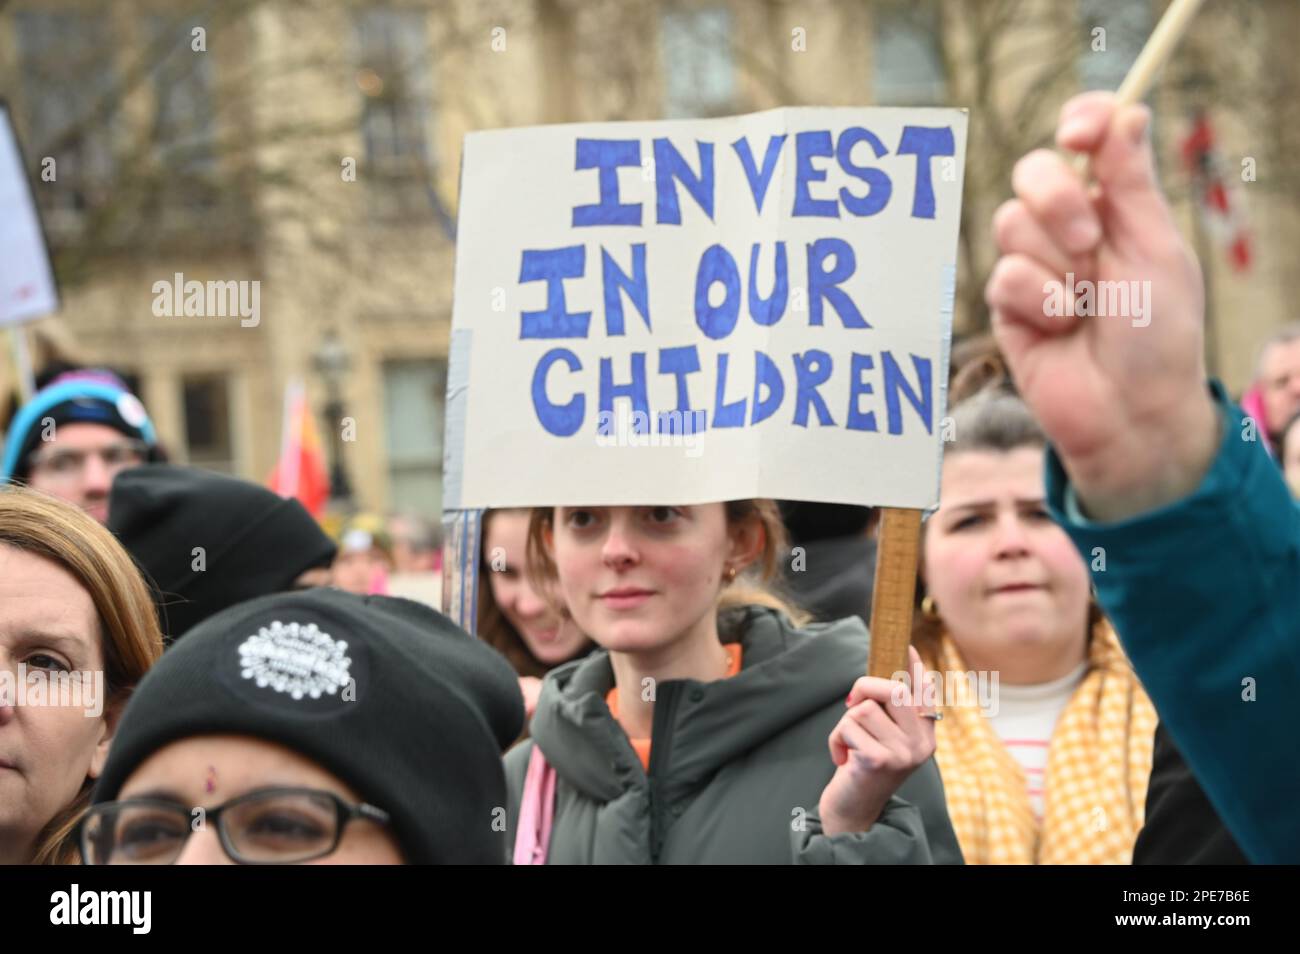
148;15;218;193
873;4;947;106
14;11;115;227
1078;0;1151;92
661;6;736;119
383;359;445;519
182;375;234;473
354;8;433;173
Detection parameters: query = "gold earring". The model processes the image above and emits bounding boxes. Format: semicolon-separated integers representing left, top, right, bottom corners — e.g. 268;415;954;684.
920;595;939;619
725;566;737;583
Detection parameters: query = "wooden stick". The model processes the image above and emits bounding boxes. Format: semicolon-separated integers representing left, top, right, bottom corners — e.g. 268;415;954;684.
867;507;923;679
1116;0;1206;108
9;325;35;403
1073;0;1205;176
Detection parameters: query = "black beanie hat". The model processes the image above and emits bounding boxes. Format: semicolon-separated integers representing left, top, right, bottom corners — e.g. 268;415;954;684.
777;501;875;544
108;465;337;641
93;588;525;865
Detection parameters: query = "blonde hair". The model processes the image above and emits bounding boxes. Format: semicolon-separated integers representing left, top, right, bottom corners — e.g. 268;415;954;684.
526;500;808;632
0;487;164;864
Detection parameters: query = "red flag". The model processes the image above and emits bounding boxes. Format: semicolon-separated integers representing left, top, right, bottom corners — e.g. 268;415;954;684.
267;379;329;517
1181;111;1252;272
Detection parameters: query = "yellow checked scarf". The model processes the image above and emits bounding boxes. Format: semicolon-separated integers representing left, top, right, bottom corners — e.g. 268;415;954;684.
924;621;1157;864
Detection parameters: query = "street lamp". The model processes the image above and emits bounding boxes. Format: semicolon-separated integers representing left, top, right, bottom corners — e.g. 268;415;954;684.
312;329;353;507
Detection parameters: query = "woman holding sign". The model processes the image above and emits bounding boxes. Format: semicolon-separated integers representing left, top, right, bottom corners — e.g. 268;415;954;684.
505;499;961;864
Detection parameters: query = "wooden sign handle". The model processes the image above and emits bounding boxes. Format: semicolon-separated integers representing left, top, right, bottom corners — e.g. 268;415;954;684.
867;507;923;679
8;326;35;403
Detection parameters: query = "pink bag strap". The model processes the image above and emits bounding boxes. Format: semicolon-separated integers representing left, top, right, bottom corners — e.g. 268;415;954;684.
512;743;557;865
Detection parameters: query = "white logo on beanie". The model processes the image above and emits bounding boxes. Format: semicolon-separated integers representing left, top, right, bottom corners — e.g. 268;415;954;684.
238;621;352;701
116;392;148;429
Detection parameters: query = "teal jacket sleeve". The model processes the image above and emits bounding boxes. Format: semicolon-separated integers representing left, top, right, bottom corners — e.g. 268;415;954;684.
1045;381;1300;864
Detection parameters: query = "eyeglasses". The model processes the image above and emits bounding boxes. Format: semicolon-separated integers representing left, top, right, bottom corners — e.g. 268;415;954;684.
79;786;391;865
26;440;149;482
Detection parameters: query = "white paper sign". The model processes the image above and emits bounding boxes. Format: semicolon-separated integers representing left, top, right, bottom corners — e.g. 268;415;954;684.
446;106;966;510
0;103;59;327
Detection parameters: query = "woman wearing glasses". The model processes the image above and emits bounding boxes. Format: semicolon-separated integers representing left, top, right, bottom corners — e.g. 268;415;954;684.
0;487;164;864
83;588;525;864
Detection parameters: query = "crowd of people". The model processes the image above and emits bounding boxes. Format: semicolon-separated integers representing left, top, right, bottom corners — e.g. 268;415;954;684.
1;92;1295;864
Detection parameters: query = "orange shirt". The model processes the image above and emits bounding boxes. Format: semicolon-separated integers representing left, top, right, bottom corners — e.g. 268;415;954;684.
605;643;743;771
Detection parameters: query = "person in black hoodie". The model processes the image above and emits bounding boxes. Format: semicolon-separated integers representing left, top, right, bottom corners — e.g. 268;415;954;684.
107;464;337;642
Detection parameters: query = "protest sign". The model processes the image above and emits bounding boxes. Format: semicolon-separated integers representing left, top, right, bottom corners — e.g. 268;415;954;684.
444;106;967;512
0;102;59;329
